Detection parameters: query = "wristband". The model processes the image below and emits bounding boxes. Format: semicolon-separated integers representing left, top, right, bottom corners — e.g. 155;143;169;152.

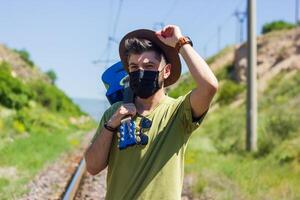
104;122;118;132
175;36;193;52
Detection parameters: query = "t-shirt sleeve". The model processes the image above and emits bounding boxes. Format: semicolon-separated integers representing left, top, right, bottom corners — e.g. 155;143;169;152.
90;110;109;144
175;90;208;134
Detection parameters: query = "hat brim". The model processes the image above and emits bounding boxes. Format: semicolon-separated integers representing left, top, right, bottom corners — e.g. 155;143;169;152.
119;29;181;87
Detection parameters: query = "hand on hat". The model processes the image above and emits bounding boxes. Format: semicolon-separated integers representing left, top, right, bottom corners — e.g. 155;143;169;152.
155;25;183;48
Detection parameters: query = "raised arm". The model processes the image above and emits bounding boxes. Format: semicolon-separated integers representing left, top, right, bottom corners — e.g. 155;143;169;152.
156;25;218;118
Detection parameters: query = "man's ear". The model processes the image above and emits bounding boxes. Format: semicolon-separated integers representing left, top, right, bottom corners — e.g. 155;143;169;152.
163;64;171;80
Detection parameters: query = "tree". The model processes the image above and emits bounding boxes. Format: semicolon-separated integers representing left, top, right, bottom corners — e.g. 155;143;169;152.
262;20;295;34
46;70;57;84
13;48;35;67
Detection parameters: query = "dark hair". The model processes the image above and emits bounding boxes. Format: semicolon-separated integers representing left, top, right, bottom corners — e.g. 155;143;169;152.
124;38;167;64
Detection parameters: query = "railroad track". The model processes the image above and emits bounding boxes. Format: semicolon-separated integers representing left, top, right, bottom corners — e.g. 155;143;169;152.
18;129;106;200
62;159;86;200
61;158;107;200
61;157;193;200
59;152;195;200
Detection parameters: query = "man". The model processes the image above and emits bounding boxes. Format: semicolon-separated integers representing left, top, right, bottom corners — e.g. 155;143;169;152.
84;25;218;200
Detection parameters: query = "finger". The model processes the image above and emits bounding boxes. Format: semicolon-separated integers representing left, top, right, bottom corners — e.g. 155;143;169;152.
156;33;166;41
155;30;165;38
156;30;167;38
119;107;129;115
155;30;162;36
123;104;136;114
162;26;168;33
161;26;170;37
165;27;174;37
160;26;173;38
127;108;136;117
124;103;135;107
124;104;136;111
127;107;136;114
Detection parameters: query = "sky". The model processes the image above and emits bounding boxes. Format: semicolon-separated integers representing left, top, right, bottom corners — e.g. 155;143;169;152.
0;0;296;100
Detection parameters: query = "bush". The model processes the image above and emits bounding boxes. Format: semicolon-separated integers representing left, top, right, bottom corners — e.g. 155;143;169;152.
29;81;82;115
13;49;35;67
262;20;295;34
256;108;299;157
16;106;68;133
266;110;297;139
216;80;245;105
46;69;57;84
273;136;300;164
12;120;26;134
168;77;196;98
0;62;34;109
196;106;246;154
0;62;83;115
0;118;3;132
215;64;235;81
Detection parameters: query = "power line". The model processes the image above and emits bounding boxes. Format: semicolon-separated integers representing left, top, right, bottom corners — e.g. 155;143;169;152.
104;0;123;67
202;13;234;56
296;0;299;24
162;0;180;22
152;0;179;34
234;9;247;43
94;0;124;67
202;0;246;58
112;0;124;38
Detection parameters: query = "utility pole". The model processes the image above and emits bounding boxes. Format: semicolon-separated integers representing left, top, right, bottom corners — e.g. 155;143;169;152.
234;10;247;43
246;0;257;151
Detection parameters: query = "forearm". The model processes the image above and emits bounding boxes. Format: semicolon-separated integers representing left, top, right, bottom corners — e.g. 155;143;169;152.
179;44;218;91
84;128;114;175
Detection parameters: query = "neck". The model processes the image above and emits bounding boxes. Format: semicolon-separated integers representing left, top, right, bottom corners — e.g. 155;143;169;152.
135;88;166;114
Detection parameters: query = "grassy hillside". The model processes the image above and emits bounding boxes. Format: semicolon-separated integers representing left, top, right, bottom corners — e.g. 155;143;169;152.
170;30;300;199
0;51;96;198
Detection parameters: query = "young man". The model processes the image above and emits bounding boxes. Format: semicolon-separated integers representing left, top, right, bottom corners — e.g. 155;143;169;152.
84;25;218;200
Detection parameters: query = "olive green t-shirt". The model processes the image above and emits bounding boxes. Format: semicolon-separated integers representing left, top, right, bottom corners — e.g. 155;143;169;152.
92;90;207;200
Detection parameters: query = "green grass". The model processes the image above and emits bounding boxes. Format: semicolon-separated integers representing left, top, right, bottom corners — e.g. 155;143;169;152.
184;149;300;200
173;66;300;199
0;108;96;199
0;64;96;199
0;51;97;199
0;115;95;199
0;131;71;199
0;99;96;199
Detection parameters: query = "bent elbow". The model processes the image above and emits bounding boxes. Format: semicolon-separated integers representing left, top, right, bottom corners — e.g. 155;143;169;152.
208;80;219;95
84;156;107;175
86;165;101;175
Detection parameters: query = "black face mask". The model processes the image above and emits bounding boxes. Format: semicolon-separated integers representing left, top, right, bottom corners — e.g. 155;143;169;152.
129;69;163;99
